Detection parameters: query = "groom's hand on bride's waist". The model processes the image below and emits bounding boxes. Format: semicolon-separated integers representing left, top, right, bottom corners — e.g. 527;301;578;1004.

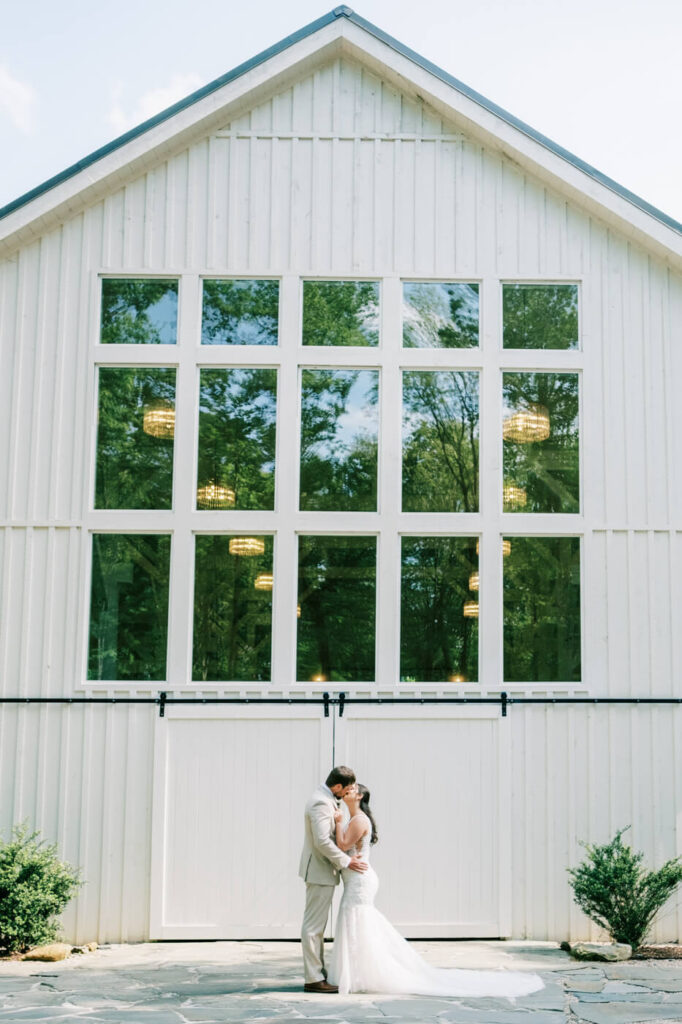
347;856;368;872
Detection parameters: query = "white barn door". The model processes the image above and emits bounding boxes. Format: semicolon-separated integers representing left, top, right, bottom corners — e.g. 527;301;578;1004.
150;705;333;938
335;705;511;938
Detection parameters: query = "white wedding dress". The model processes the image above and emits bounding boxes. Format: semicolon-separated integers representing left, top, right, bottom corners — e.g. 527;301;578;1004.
328;813;543;998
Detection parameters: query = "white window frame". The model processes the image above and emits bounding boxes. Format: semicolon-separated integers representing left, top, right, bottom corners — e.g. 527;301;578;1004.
80;271;587;698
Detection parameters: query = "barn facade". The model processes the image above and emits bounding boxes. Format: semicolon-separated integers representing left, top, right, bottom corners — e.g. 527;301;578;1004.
1;8;682;945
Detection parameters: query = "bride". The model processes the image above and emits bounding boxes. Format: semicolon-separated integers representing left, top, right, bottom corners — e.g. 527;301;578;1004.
328;784;544;998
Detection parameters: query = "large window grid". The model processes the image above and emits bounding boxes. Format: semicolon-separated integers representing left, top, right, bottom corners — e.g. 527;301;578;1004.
84;273;585;692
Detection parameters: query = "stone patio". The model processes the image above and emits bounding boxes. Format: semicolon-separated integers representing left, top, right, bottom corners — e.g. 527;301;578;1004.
0;941;681;1023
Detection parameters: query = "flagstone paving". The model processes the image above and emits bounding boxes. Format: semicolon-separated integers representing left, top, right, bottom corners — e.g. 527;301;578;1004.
0;941;680;1023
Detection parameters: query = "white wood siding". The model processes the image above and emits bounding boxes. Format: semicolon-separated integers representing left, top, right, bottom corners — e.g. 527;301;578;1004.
1;56;681;942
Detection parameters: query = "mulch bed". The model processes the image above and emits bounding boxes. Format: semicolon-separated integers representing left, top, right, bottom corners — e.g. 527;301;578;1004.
634;945;682;959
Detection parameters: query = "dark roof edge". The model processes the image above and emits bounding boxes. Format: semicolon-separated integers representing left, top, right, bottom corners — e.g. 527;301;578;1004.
0;8;342;222
344;9;682;236
1;5;681;239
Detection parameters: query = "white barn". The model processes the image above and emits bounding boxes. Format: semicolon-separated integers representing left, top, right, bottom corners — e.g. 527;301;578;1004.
1;7;681;946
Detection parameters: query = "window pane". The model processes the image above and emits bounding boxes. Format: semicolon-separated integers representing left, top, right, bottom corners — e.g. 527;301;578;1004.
192;535;273;682
197;369;277;511
302;281;379;346
201;279;279;345
503;372;579;513
95;368;175;509
503;284;578;349
297;536;376;682
88;534;170;680
401;537;478;683
503;536;581;682
300;369;378;511
100;279;178;344
402;282;479;348
402;371;479;512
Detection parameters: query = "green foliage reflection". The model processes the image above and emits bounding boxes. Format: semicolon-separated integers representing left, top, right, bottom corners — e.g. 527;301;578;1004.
297;536;376;682
503;536;581;682
100;279;178;344
201;279;279;345
401;537;478;682
197;369;277;511
402;371;479;512
88;534;170;681
300;369;378;511
193;536;273;682
503;284;578;349
502;372;579;513
302;281;379;346
95;367;175;509
403;282;479;348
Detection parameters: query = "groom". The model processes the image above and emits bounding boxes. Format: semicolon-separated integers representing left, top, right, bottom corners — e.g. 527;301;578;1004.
299;765;368;993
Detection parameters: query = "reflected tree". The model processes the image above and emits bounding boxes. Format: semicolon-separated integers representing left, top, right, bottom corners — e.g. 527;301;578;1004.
297;536;376;682
88;534;171;681
201;280;279;345
197;369;277;511
503;284;578;349
400;537;478;682
95;368;175;509
503;372;579;513
302;281;379;346
503;536;581;682
193;536;273;682
403;283;479;348
402;371;479;512
100;279;178;344
300;369;378;511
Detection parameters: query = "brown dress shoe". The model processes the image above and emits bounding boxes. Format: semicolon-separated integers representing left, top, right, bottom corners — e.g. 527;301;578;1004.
303;980;339;993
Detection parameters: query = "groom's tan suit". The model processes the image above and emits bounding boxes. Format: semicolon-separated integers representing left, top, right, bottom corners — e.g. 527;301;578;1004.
299;785;350;983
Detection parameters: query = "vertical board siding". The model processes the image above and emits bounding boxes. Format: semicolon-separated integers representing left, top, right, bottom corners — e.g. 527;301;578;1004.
0;704;679;942
0;54;680;942
0;705;154;943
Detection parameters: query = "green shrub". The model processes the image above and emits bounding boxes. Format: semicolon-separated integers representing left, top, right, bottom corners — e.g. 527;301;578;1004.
0;824;82;954
568;827;682;949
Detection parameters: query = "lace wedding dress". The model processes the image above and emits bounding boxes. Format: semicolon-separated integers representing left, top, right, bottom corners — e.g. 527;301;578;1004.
328;813;543;998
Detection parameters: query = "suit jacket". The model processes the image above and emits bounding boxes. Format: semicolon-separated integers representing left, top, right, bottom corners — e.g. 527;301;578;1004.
298;785;351;885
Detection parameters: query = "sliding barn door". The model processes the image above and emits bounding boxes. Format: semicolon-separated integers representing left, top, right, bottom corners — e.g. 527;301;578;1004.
150;705;332;938
335;705;511;937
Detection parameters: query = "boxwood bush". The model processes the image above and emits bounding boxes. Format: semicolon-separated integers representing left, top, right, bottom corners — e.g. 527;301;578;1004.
568;827;682;949
0;824;82;954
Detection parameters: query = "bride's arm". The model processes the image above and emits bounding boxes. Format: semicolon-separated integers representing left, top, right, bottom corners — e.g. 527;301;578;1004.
335;813;368;853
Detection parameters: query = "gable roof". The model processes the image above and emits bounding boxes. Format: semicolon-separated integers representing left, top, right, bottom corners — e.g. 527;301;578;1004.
2;6;681;264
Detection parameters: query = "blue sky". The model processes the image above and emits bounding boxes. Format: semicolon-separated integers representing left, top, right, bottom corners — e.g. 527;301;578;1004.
2;0;681;223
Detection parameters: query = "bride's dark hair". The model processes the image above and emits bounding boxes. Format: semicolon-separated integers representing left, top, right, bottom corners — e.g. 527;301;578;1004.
357;784;378;845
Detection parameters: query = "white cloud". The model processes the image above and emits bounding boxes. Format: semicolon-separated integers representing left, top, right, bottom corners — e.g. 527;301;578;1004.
0;65;36;134
108;73;204;134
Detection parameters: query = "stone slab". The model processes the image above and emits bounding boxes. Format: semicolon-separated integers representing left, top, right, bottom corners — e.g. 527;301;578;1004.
571;1002;682;1024
440;1009;565;1024
605;965;682;982
80;1012;185;1024
373;996;461;1015
566;978;607;992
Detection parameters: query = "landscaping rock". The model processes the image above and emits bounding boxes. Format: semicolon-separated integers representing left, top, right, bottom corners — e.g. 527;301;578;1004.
22;944;73;962
570;942;632;961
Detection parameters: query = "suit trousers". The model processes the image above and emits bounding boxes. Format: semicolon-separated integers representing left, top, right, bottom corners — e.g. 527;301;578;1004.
301;882;335;983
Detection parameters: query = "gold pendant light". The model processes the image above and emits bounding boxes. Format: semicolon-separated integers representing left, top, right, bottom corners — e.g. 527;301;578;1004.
503;403;550;443
196;482;236;509
228;537;265;556
143;403;175;438
503;485;527;510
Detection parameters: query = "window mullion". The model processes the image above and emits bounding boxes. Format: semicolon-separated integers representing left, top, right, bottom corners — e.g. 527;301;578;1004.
271;274;299;687
166;274;200;688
